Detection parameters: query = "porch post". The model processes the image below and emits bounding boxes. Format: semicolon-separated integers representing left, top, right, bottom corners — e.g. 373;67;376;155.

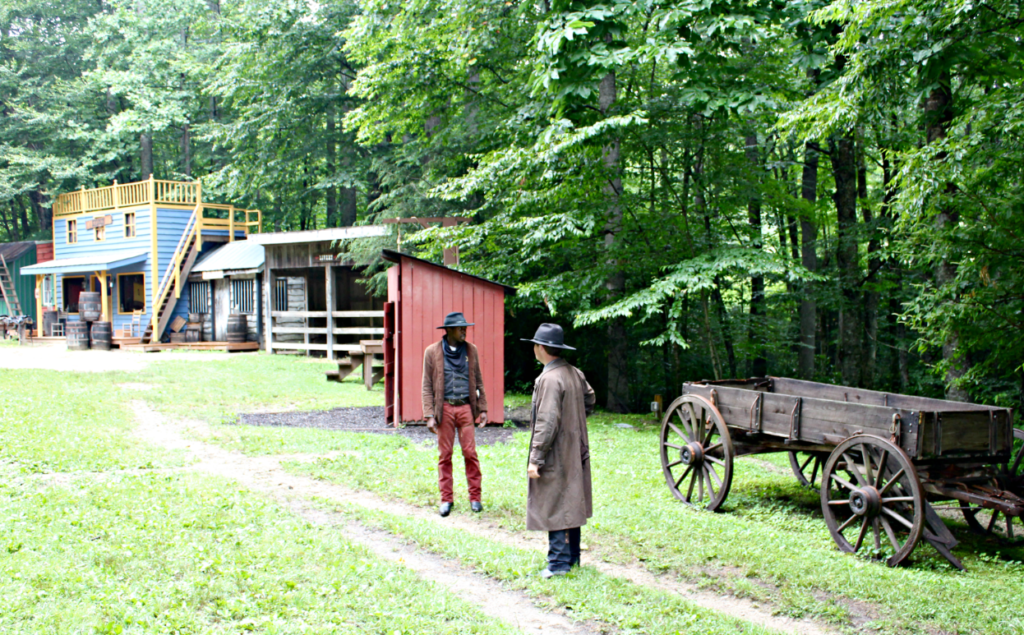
264;269;275;354
34;275;43;335
99;271;109;321
326;265;335;361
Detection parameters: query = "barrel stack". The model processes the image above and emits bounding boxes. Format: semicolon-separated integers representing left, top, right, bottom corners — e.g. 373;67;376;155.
67;291;111;351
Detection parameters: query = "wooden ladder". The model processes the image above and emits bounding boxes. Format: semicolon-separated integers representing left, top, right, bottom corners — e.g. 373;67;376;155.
0;254;22;316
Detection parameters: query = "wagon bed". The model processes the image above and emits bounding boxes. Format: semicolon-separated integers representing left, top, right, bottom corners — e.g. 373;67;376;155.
659;376;1023;570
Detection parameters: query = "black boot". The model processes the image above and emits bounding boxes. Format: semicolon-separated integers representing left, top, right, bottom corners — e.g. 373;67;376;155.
439;502;452;517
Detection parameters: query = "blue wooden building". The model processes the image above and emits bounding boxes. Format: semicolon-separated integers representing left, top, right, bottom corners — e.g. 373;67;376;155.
22;177;260;344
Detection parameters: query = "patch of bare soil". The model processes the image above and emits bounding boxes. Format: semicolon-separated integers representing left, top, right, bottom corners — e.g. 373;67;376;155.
236;406;527;446
130;402;839;635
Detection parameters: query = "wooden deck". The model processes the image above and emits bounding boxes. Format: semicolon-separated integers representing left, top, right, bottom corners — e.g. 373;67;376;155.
120;341;260;353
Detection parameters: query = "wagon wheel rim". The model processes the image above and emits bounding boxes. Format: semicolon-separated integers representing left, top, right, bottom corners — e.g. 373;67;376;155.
820;435;924;567
660;394;734;512
789;451;828;489
962;428;1024;541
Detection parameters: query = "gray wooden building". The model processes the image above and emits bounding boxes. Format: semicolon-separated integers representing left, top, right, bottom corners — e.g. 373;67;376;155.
247;226;388;358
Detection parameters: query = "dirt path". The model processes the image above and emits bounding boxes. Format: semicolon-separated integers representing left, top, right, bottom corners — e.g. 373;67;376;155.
130;401;837;635
0;341;237;372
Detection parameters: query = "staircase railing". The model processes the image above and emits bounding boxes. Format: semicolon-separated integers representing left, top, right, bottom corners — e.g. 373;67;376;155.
149;205;201;337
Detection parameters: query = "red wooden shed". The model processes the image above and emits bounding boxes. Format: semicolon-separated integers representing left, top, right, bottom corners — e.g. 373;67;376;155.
382;249;515;425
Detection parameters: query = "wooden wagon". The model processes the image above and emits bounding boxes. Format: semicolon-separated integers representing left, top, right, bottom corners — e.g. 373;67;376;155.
659;377;1024;570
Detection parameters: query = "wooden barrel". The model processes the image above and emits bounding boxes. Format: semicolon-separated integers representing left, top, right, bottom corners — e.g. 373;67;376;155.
188;313;202;323
79;291;102;322
42;310;58;337
66;321;90;350
90;321;112;351
226;314;248;343
185;323;202;343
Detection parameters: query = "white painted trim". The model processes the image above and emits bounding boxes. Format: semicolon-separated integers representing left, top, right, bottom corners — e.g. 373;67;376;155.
246;225;388;245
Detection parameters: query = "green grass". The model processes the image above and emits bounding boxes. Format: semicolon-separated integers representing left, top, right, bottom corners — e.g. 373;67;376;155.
281;413;1024;634
0;369;186;473
0;469;519;635
329;501;781;635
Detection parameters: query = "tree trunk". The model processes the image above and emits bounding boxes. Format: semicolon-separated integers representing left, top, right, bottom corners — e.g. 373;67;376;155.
140;132;153;179
0;202;15;240
29;189;49;234
340;187;357;227
181;124;191;177
326;108;338;227
859;139;878;388
831;133;862;386
600;69;629;412
799;142;819;379
16;196;31;238
926;74;969;402
746;133;766;377
713;282;738;378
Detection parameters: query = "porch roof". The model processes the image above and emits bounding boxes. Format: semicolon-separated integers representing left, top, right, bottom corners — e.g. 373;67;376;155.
20;249;148;275
193;240;265;275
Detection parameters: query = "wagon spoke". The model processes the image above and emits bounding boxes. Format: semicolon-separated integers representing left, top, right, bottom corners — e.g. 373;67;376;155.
810;457;821;487
1009;516;1016;540
667;421;688;443
674;465;693;490
827;498;851;506
704;467;717;499
985;510;1000;533
874;450;889;488
706;455;725;467
880;517;901;551
685;468;698;501
800;454;815;472
704;442;723;454
676;409;694;440
697;468;705;502
882;506;915;530
878;468;905;496
830;473;857;492
873;518;882;551
862;445;874;486
837;514;859;534
852;518;870;552
664;443;684;451
881;496;915;503
666;459;683;469
706;463;723;487
843;452;868;486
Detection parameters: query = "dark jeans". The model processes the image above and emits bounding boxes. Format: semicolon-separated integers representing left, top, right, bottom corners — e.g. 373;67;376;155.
547;528;581;573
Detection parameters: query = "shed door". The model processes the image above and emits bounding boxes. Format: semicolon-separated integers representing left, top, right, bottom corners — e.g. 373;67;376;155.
214;279;230;340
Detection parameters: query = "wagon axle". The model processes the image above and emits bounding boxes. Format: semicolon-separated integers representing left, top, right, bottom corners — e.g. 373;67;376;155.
847;487;882;518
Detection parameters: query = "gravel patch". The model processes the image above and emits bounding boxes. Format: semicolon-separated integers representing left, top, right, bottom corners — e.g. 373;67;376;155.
235;406;527;446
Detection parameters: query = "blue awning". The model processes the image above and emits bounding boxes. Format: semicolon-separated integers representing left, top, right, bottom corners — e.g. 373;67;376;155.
20;250;148;275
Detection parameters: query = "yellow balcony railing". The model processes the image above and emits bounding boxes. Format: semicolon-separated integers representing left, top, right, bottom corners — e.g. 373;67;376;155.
52;176;260;238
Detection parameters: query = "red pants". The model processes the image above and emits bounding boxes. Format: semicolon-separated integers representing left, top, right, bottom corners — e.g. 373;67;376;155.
438;404;482;503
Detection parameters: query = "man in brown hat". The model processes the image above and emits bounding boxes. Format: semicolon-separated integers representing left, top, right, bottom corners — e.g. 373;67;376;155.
523;323;595;578
422;311;489;517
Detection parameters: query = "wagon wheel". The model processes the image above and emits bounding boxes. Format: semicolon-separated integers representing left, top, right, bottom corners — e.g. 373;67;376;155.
660;394;734;511
789;451;828;489
820;435;924;567
961;428;1024;541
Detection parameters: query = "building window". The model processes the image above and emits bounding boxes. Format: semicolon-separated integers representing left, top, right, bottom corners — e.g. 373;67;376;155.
94;223;106;241
42;275;54;307
125;212;136;238
274;278;288;312
63;276;85;313
67;219;77;244
231;278;255;314
189;281;210;313
117;273;146;313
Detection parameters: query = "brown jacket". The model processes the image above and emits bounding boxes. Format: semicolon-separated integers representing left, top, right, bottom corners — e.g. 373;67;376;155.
422;339;488;421
527;358;596;531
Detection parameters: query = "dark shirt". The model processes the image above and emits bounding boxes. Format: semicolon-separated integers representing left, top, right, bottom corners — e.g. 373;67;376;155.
443;338;470;400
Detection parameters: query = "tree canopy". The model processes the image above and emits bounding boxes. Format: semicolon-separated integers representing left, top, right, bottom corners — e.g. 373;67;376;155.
2;0;1023;410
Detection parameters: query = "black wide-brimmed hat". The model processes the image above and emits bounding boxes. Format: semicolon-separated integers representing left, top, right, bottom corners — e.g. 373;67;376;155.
521;323;575;350
437;311;475;329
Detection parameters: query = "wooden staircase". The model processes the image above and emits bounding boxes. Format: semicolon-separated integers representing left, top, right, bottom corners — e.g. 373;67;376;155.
0;254;23;316
326;340;384;389
142;207;203;344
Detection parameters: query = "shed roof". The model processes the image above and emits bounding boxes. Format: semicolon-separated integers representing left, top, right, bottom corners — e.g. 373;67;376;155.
247;225;388;246
193;240;265;274
0;241;35;262
20;249;148;275
381;249;517;295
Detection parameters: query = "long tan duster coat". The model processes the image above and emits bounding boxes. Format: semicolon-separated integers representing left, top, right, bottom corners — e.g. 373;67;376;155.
526;357;596;531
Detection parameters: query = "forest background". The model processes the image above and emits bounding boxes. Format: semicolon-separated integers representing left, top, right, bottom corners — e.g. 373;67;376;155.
2;0;1022;413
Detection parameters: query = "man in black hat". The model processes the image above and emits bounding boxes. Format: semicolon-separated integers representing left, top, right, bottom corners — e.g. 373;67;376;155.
522;323;595;578
422;311;489;517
